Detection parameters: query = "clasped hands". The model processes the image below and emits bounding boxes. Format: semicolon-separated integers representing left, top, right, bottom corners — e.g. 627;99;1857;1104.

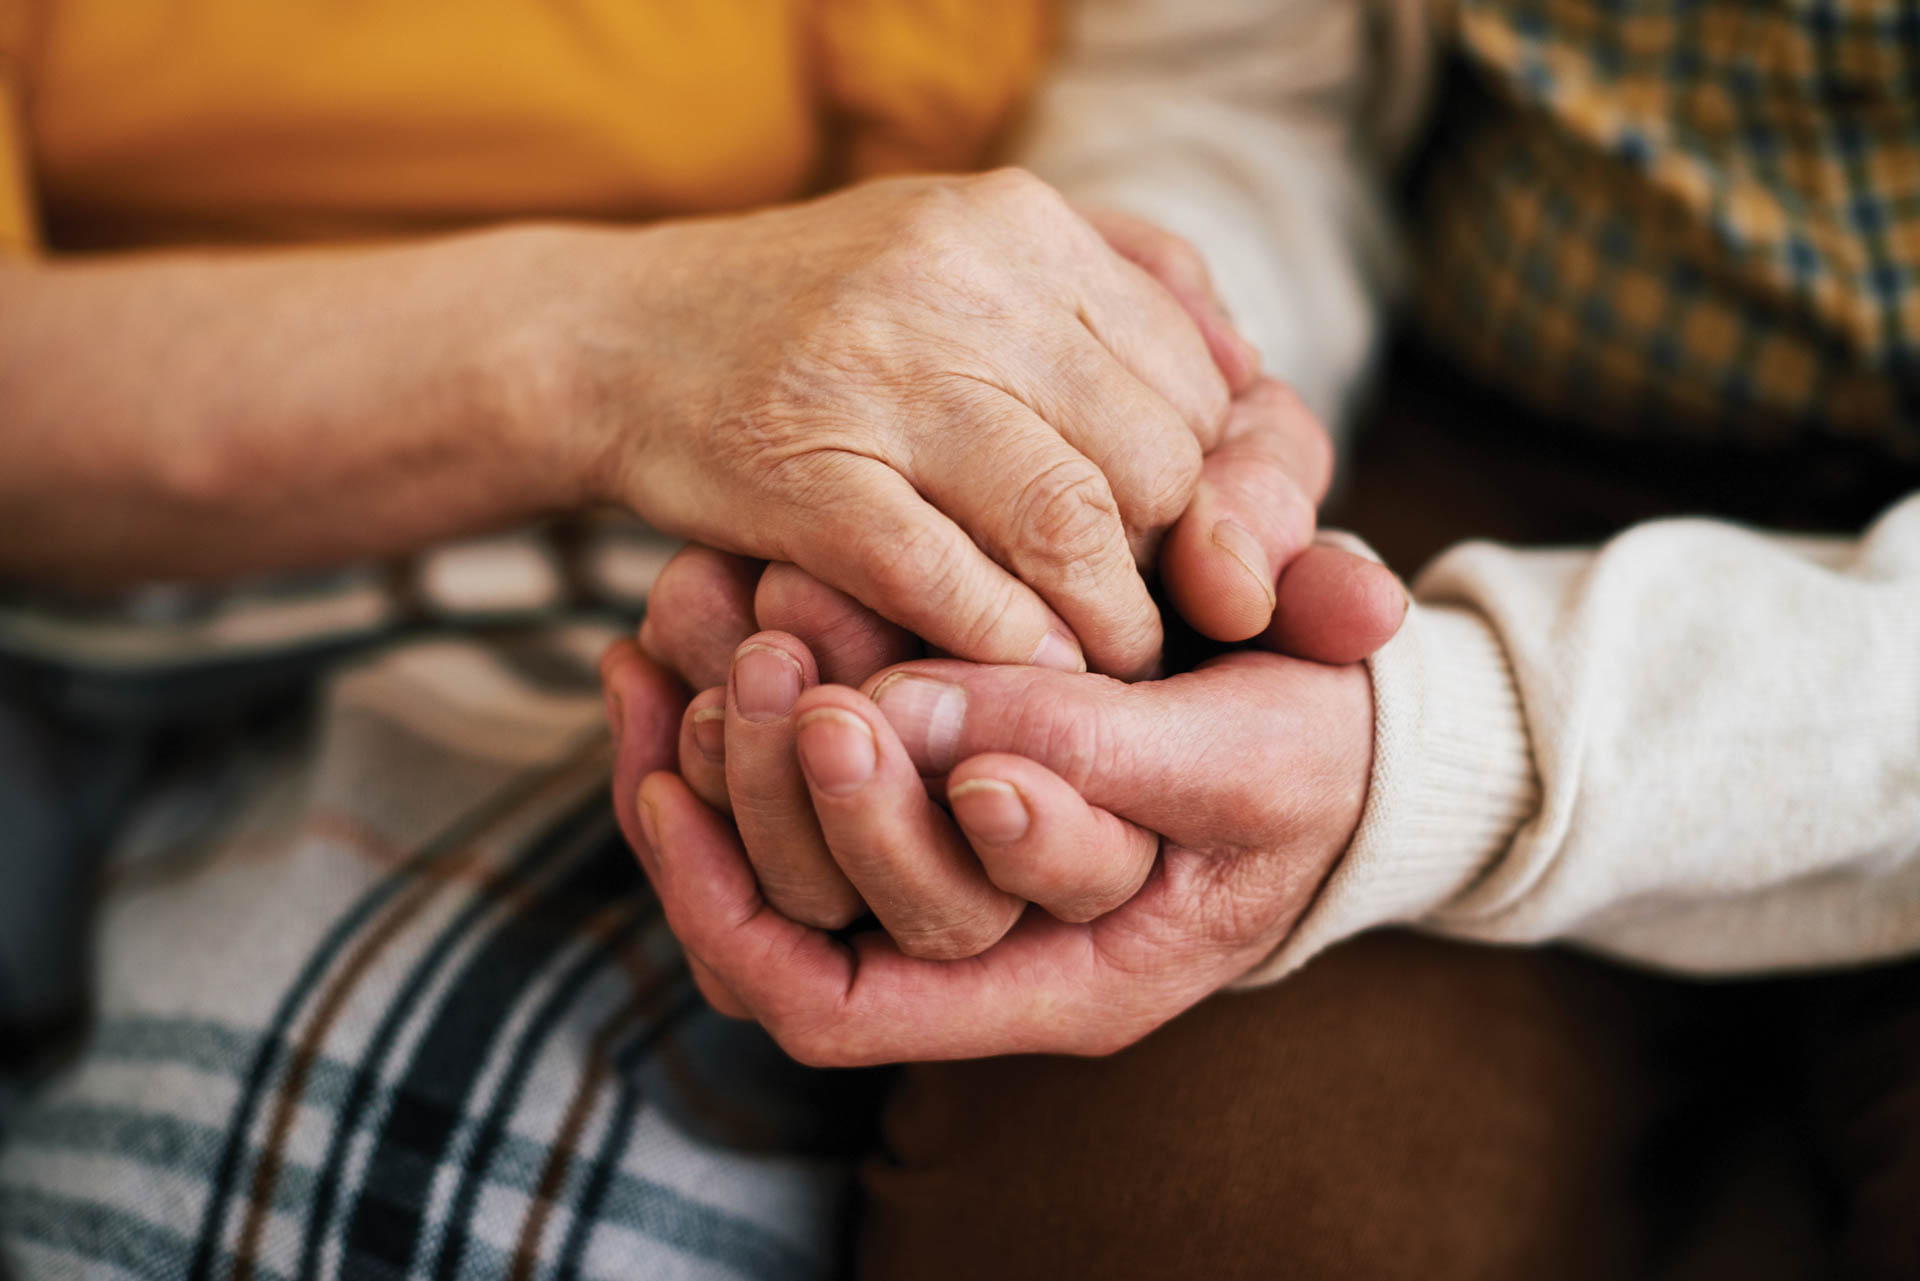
601;206;1406;1066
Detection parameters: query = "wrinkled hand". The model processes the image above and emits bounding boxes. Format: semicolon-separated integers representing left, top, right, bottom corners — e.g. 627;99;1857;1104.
600;638;1373;1064
622;365;1403;929
560;170;1250;679
602;202;1403;972
622;418;1402;934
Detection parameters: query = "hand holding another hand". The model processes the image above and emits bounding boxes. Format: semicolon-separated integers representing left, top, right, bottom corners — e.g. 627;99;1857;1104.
561;170;1247;680
597;200;1406;1061
602;635;1374;1064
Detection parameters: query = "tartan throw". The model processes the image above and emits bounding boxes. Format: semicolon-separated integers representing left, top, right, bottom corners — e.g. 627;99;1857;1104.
1416;0;1920;454
0;622;853;1281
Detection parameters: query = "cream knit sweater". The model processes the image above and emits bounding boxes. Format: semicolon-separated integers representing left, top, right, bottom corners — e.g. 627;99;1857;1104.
1020;0;1920;980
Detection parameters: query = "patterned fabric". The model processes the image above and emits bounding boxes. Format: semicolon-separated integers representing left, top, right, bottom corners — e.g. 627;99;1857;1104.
0;518;678;678
1414;0;1920;456
0;623;858;1281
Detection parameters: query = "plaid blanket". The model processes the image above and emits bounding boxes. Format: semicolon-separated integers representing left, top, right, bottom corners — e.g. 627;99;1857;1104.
0;616;861;1281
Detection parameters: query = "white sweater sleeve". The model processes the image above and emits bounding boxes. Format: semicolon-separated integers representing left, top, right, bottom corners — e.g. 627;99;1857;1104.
1248;493;1920;982
1009;0;1426;435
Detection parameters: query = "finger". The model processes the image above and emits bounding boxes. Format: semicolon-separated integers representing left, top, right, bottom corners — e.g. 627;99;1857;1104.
598;639;691;868
863;654;1339;846
962;171;1228;448
1008;330;1205;557
640;545;763;691
686;954;751;1019
794;459;1093;675
900;407;1163;679
1263;541;1409;665
1160;379;1329;642
676;686;730;811
724;631;865;929
638;770;1181;1064
753;561;916;687
791;687;1023;960
1059;210;1231;448
946;753;1159;924
1078;205;1262;394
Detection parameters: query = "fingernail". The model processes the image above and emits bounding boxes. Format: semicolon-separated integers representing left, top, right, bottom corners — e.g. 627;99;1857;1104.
733;644;802;723
871;673;966;772
1212;520;1275;610
1030;629;1086;673
795;708;877;796
690;707;725;761
604;685;625;748
948;778;1030;844
637;790;662;851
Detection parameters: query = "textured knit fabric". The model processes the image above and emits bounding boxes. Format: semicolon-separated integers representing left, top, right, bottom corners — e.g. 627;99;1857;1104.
1256;489;1920;982
1414;0;1920;455
1011;0;1420;428
0;0;1053;254
0;624;855;1281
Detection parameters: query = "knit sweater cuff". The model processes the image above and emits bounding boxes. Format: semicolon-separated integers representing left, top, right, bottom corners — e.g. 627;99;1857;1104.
1236;603;1540;985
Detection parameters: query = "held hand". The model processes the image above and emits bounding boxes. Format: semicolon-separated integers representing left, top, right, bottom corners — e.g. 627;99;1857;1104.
626;493;1398;933
608;642;1374;1064
633;378;1407;700
558;169;1236;680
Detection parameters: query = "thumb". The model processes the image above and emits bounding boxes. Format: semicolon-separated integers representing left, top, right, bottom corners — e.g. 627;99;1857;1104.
860;657;1288;841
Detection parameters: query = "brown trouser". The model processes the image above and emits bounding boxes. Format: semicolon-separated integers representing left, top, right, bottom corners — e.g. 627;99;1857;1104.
857;355;1920;1281
856;932;1920;1281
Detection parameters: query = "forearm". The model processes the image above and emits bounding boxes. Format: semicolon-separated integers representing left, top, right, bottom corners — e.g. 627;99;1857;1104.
1252;495;1920;980
0;226;602;587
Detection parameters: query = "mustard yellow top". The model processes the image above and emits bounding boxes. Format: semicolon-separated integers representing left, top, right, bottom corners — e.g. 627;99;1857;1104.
0;0;1053;255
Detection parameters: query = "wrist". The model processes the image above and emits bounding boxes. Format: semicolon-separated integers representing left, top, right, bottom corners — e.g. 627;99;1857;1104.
1237;604;1539;985
474;223;659;515
1307;658;1377;876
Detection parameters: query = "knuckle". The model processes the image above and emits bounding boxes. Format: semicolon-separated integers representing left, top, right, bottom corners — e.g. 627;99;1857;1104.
967;165;1059;214
1007;685;1113;792
1011;458;1125;569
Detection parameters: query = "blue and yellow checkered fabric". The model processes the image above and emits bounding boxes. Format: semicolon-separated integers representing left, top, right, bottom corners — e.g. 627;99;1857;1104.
1416;0;1920;455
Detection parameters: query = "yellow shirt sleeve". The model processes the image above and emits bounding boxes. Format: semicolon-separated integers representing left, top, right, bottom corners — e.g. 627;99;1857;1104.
816;0;1057;180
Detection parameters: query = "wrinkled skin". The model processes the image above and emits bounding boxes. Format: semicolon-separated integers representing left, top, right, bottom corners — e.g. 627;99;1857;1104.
598;204;1405;1062
565;170;1259;680
603;635;1373;1065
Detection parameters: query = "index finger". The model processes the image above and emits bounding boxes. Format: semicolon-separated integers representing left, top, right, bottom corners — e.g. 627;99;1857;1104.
793;459;1094;674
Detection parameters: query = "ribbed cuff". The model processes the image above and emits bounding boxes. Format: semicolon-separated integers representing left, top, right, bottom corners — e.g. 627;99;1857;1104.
1236;603;1540;985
